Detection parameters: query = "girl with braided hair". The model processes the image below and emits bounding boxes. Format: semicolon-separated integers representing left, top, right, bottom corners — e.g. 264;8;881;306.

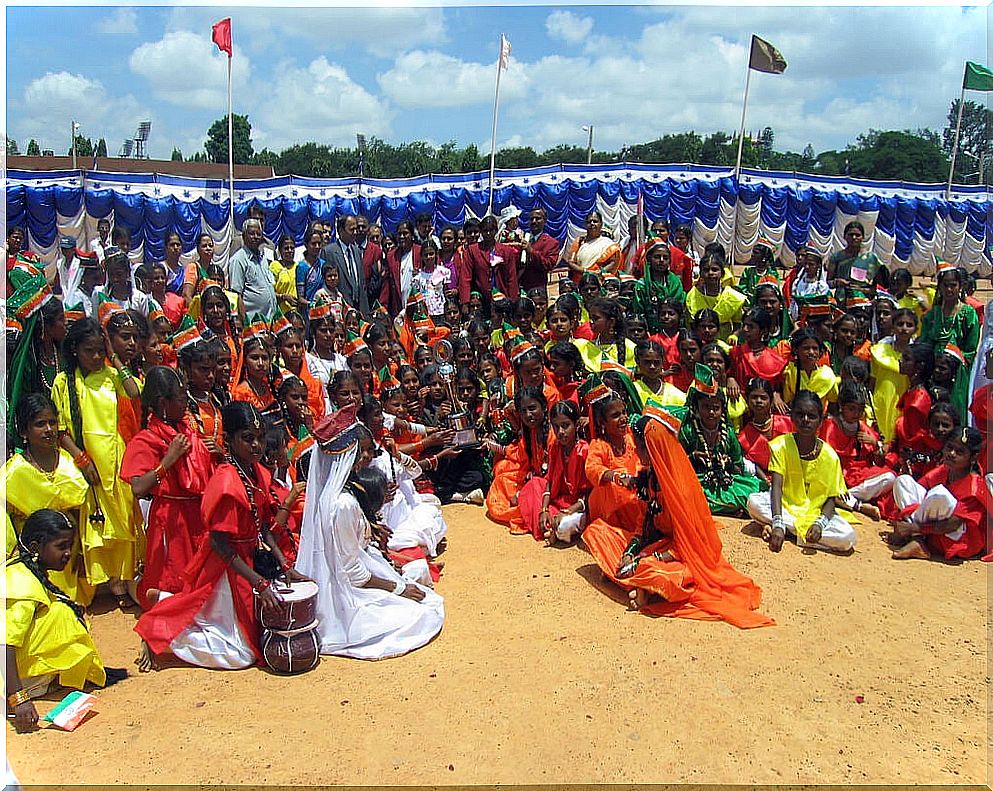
121;366;214;608
50;315;143;611
677;364;763;516
135;402;306;671
6;509;128;731
484;386;551;534
588;297;636;368
277;324;326;422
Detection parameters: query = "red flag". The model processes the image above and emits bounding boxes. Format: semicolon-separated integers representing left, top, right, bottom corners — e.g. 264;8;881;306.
211;18;232;57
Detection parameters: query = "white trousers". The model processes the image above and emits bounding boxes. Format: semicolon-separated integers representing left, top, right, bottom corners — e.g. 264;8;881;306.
747;491;857;551
891;475;964;541
554;511;588;542
844;471;897;505
165;575;256;670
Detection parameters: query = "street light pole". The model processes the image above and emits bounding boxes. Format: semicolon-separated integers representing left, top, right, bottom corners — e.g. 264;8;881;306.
71;120;79;168
582;125;594;165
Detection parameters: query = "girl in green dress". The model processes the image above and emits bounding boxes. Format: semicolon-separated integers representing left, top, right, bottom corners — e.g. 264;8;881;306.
677;363;764;516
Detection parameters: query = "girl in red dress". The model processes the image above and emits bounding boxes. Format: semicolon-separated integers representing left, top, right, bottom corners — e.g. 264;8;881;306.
819;381;894;519
665;330;703;393
728;307;788;406
231;326;279;416
134;402;305;671
969;348;992;475
889;428;991;561
890;342;936;470
737;378;793;480
121;366;215;608
517;400;592;545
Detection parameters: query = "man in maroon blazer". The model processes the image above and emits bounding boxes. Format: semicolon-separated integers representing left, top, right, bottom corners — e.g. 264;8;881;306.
460;215;519;310
355;214;384;309
518;207;561;291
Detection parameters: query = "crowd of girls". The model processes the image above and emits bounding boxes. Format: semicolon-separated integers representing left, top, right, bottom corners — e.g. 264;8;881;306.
4;213;990;729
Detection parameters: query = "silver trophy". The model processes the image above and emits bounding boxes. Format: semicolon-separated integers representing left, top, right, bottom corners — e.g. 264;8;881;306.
434;339;480;448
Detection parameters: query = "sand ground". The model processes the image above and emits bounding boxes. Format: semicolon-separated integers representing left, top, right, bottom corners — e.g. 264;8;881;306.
6;504;989;786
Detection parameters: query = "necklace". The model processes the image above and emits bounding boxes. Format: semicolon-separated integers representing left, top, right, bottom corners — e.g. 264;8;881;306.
25;449;57;481
751;416;773;434
796;437;822;461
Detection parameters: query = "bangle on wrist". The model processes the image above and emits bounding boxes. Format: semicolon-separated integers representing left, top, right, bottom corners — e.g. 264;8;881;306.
253;577;271;594
392;578;406;596
73;451;92;469
152;464;165;484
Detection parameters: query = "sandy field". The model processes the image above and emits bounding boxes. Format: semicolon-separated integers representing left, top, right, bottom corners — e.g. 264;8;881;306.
6;503;988;786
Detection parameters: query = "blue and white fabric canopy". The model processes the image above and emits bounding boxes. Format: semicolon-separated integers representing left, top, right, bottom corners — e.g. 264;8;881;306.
6;163;990;275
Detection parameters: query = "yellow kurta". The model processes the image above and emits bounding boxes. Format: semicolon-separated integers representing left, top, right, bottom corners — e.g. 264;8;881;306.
870;339;910;443
727;394;747;432
5;562;106;690
783;362;839;408
269;260;299;309
594;337;637;369
684;287;748;341
768;434;853;541
50;367;144;586
5;451;94;605
544;338;604;374
635;379;687;410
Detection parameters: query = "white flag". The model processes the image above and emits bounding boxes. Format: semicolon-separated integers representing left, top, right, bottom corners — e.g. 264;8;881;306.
499;34;511;70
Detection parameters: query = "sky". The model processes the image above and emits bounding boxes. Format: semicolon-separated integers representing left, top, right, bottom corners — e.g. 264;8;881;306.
5;3;989;165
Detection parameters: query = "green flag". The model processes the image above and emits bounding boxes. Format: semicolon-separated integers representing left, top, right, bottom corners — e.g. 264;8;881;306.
963;61;993;92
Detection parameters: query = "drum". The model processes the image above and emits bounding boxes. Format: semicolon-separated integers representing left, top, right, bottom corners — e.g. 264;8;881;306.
261;621;320;675
257;580;319;631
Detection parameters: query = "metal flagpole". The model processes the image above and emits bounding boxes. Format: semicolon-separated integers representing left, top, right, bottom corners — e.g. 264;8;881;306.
946;81;967;201
733;63;752;182
227;53;235;246
487;36;506;215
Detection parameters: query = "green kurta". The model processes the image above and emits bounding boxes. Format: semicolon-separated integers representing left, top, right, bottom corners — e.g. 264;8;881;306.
632;269;685;334
828;249;885;302
677;419;764;515
920;302;980;422
737;266;779;301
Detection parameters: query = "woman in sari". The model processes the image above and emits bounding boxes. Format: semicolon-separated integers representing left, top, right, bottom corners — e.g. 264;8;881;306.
827;221;887;303
566;211;622;279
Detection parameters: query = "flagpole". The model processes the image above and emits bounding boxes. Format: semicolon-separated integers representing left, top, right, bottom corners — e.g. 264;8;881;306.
227;52;235;246
487;38;505;215
945;81;967;201
734;59;753;183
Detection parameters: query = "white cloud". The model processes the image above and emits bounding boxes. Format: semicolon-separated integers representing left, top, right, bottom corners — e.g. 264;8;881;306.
250;57;394;151
165;7;447;59
378;50;529;109
129;31;252;110
545;11;594;45
97;7;137;35
14;71;149;155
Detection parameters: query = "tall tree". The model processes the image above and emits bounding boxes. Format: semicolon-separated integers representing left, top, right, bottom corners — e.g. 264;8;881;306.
67;135;94;157
26;139;40;156
171;147;184;162
942;99;992;184
846;129;948;182
205;113;254;164
6;137;18;155
95;138;108;157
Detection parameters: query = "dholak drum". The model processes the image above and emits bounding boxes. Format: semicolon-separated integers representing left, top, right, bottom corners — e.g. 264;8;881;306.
261;620;320;675
257;580;318;631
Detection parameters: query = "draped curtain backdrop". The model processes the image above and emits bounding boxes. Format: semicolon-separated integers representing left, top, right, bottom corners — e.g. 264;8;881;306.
7;164;991;276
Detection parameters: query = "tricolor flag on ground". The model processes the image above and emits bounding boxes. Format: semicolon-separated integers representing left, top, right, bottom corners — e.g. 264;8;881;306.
748;34;787;74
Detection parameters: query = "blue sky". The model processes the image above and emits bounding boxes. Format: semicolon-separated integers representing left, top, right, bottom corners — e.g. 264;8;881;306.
5;4;988;164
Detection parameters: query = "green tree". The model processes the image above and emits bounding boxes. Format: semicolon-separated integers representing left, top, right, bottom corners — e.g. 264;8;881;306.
170;147;184;162
494;146;539;169
68;135;94;157
95;138;108;157
6;137;18;155
537;144;588;165
26;139;40;156
251;148;278;168
848;129;948;182
205;114;254;164
942;99;992;184
626;133;704;164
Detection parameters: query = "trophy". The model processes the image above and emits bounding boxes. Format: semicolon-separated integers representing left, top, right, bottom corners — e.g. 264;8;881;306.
434;339;480;448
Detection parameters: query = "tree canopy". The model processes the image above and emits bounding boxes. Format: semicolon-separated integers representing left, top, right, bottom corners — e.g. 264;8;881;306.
205;113;254;164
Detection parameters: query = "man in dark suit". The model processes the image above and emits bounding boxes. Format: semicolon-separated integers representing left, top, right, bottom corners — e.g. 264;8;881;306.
322;214;370;316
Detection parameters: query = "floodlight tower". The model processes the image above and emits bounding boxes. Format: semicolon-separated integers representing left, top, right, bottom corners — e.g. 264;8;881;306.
134;121;152;159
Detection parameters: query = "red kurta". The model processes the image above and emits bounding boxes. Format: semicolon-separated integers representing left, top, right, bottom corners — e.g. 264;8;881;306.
893;385;933;460
120;416;215;605
485;432;548;533
518;437;591;540
903;467;991;559
737;415;793;472
819;416;893;487
730;343;787;389
133;462;275;662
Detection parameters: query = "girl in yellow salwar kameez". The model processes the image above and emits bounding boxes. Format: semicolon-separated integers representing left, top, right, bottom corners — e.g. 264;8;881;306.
5;510;127;731
5;394;93;605
870;308;916;442
50;312;144;610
